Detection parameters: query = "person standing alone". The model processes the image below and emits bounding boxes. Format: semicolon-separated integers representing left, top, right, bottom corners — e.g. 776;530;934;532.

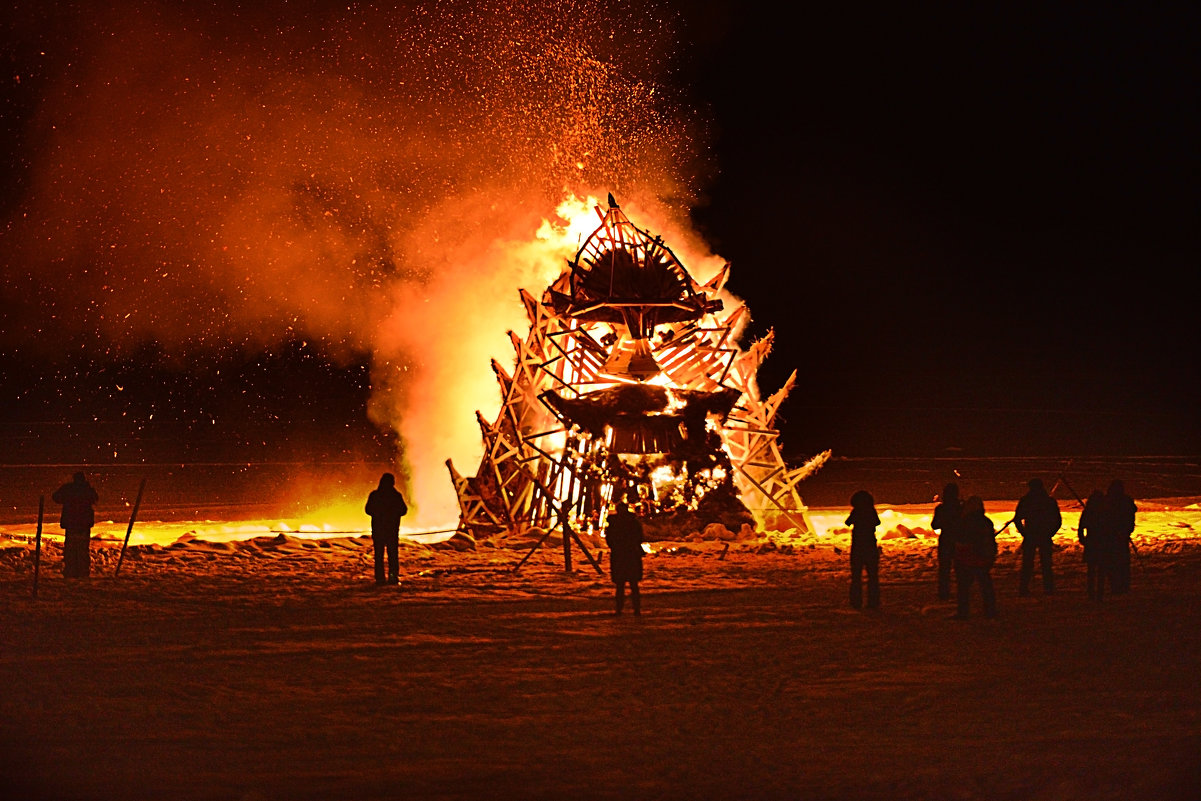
365;472;408;586
845;489;882;610
53;471;98;578
605;493;646;615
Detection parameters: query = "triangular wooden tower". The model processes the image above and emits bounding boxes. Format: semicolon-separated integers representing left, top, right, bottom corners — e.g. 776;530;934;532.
447;196;829;546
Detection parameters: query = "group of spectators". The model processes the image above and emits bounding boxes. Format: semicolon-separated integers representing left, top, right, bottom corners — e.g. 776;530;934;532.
48;470;1139;623
848;477;1138;618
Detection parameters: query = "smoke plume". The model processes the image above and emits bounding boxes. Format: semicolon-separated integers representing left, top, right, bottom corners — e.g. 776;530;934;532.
2;1;726;525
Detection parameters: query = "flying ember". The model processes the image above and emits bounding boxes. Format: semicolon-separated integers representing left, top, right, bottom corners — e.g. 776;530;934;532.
447;195;830;546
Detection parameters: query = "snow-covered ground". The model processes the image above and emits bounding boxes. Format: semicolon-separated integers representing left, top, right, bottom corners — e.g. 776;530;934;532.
2;499;1200;800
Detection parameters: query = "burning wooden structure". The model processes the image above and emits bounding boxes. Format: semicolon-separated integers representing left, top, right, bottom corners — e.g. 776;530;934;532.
446;195;828;546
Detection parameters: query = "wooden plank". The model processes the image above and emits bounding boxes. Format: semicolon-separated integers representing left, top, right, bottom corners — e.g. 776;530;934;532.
114;477;147;577
32;496;43;599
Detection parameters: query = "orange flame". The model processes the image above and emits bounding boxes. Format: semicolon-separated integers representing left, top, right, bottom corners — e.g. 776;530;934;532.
368;190;745;530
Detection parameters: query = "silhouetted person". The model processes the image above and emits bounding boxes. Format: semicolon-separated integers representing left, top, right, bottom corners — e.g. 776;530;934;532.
1077;489;1107;600
954;496;998;619
1102;479;1137;595
1014;478;1061;595
845;489;881;610
52;471;98;578
605;495;645;615
931;482;964;601
365;473;408;585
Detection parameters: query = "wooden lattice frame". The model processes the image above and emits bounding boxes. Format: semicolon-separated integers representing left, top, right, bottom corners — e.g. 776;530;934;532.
446;200;829;540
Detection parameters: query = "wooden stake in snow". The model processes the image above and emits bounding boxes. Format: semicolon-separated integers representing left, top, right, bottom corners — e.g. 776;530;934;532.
114;478;146;577
32;495;44;599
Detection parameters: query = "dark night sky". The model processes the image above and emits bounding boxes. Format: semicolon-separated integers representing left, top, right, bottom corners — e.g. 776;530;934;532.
1;1;1198;464
689;2;1200;456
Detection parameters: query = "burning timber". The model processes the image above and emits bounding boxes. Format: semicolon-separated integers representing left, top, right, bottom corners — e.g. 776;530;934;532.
445;195;830;547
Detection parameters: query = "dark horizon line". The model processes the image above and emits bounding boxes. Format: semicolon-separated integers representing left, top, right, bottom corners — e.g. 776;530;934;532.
2;453;1198;470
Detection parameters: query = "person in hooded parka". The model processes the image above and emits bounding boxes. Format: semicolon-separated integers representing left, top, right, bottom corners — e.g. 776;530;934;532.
606;494;646;616
931;482;964;601
365;472;408;585
954;496;998;619
845;489;882;610
1077;489;1116;600
1014;478;1062;596
1101;479;1137;595
53;471;99;578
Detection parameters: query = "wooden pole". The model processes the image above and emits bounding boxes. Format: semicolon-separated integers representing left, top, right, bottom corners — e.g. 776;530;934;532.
561;475;575;573
513;526;555;572
1056;471;1086;509
561;511;574;572
565;519;602;572
114;478;147;577
32;495;44;599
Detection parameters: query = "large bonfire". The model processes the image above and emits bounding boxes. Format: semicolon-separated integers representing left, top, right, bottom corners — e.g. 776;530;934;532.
446;195;829;553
